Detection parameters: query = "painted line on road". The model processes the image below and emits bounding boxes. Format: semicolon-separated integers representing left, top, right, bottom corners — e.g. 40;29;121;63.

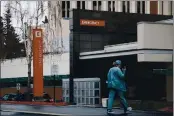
1;109;72;116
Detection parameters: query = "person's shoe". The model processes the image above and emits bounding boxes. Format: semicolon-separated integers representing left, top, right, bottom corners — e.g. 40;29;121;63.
124;107;132;113
107;109;114;114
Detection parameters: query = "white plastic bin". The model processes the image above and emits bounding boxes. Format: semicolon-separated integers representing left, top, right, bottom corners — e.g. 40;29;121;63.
102;98;108;107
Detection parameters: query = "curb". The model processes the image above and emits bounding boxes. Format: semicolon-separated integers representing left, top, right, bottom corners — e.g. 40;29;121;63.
0;101;67;106
1;109;71;116
75;105;173;115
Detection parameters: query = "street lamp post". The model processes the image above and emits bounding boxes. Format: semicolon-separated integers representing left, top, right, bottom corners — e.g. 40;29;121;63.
173;1;174;86
0;0;3;78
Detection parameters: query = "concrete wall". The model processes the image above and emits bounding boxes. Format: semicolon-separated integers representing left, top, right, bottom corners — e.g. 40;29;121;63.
50;1;173;15
1;53;69;78
137;22;173;62
166;76;173;102
166;64;173;102
137;22;173;49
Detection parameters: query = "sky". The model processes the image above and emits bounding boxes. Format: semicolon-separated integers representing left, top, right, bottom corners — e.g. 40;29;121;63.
1;1;69;52
1;1;48;30
1;1;48;42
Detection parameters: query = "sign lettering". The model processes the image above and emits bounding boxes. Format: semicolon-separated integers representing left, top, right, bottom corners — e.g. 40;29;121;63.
80;19;105;27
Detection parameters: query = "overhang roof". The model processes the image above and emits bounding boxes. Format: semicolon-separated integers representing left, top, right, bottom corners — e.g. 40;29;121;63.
156;19;173;24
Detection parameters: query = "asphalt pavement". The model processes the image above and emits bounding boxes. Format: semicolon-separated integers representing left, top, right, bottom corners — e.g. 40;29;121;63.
1;111;58;116
1;104;173;116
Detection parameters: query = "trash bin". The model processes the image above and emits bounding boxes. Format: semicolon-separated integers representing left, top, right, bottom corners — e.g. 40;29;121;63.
102;98;108;107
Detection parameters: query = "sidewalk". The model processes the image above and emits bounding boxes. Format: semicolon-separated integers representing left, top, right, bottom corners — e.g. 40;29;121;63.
0;101;67;106
1;103;173;116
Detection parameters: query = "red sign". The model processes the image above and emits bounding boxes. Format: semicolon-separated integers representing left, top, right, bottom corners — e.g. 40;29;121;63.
80;19;105;27
32;29;43;97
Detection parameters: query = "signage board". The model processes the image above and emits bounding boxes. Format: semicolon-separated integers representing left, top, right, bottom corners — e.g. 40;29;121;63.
80;19;105;27
16;83;20;90
33;29;43;97
51;64;58;75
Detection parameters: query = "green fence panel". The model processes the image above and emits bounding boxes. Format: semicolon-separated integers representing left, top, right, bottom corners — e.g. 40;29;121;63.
0;75;69;83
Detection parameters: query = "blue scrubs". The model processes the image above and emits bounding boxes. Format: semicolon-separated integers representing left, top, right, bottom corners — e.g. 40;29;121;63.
107;67;128;112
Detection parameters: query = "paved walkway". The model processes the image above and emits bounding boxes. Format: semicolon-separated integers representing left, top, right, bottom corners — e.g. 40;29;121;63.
1;104;173;116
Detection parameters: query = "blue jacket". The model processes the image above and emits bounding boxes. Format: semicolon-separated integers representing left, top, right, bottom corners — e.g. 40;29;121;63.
107;67;126;92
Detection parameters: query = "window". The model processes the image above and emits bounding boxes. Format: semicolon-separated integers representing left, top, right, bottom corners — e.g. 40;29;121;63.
108;1;116;12
62;1;66;17
82;1;85;9
77;1;86;10
158;1;163;15
93;1;97;10
98;1;102;11
171;1;173;15
67;1;70;17
122;1;126;13
162;1;164;15
127;1;130;13
93;1;102;11
77;1;80;9
62;1;70;18
113;1;115;11
122;1;130;13
137;1;141;13
62;1;65;9
108;1;111;11
137;1;145;14
142;1;145;14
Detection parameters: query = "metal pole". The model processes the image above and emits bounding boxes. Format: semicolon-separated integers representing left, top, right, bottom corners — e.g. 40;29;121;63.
0;1;2;81
0;1;1;16
173;1;174;90
54;74;56;103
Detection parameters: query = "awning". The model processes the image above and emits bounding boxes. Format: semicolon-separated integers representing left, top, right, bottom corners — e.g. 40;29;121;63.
80;42;173;62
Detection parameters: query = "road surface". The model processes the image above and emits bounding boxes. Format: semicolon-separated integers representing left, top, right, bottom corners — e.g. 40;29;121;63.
1;111;57;116
1;104;173;116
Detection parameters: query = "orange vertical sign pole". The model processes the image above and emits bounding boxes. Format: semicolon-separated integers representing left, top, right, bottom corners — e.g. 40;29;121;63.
33;29;43;97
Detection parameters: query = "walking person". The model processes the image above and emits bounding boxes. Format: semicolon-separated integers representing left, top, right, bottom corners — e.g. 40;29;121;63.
107;60;132;114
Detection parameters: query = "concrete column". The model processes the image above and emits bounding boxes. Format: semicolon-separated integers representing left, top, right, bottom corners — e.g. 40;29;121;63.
0;1;1;16
172;1;174;103
163;1;171;15
117;1;122;12
158;1;163;15
166;64;173;102
102;1;108;11
85;1;88;10
111;1;113;11
125;1;127;12
166;75;173;102
115;1;118;12
130;1;137;13
172;1;174;15
145;1;150;14
80;1;82;9
71;1;76;9
87;1;92;10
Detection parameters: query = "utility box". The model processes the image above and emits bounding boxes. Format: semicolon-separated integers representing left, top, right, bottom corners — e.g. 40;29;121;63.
62;78;100;105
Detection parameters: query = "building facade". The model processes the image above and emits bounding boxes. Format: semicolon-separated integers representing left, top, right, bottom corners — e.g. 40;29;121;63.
1;1;173;103
47;1;173;52
47;1;173;104
48;1;173;18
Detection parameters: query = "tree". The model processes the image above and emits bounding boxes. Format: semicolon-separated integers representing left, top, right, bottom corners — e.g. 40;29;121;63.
7;1;48;98
0;16;5;59
8;1;64;100
3;7;25;59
